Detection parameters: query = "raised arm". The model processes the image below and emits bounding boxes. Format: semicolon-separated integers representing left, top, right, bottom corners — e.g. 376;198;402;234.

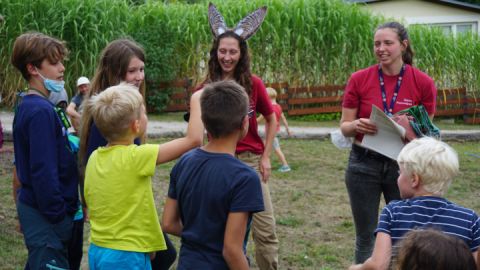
185;90;204;146
156;91;204;164
223;212;250;270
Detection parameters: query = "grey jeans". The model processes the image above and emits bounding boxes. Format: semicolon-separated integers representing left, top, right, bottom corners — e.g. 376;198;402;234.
345;144;401;264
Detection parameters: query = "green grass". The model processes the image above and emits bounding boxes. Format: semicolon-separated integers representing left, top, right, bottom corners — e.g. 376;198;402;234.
145;111;480;130
434;120;480;130
1;139;479;269
277;215;305;228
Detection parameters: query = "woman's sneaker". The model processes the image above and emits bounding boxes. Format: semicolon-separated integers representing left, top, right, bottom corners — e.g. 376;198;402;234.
278;165;291;172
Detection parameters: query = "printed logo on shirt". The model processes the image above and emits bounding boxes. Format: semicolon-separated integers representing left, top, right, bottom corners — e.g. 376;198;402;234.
396;98;413;106
248;104;255;119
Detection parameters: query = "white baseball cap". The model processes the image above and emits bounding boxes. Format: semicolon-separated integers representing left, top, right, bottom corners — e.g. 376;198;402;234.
77;76;90;86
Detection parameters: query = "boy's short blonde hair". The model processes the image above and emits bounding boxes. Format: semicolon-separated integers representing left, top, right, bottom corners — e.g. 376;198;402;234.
85;83;143;142
266;87;277;99
397;137;459;195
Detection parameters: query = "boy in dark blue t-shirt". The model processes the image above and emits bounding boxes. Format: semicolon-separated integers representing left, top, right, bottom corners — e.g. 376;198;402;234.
162;80;264;269
11;32;79;269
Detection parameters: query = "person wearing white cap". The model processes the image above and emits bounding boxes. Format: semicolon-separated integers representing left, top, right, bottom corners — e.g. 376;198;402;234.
67;76;90;132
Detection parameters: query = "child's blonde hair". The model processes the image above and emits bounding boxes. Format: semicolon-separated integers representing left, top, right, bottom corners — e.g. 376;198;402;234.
85;83;143;142
266;87;277;100
397;137;459;196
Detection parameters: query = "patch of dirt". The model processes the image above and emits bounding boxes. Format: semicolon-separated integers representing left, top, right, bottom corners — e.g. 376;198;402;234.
0;142;14;175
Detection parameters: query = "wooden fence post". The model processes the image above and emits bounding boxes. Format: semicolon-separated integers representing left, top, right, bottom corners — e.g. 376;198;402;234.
183;77;192;108
160;82;479;124
461;87;468;122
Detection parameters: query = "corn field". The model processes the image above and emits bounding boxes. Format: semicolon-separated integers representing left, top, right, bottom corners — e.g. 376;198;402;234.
0;0;479;107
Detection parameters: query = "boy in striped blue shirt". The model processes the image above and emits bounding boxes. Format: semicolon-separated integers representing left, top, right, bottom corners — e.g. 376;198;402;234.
350;137;480;270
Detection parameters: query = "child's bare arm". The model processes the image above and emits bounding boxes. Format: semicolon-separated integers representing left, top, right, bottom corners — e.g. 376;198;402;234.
260;113;277;182
257;114;264;123
66;102;79;118
280;112;291;136
475;250;479;270
185;90;204;146
12;168;22;233
162;197;183;237
156;138;195;164
66;102;81;131
349;232;392;270
156;91;204;164
223;212;250;270
12;167;20;204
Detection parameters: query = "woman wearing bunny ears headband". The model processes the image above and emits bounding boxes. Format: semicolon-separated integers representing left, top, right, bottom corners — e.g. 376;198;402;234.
187;3;280;269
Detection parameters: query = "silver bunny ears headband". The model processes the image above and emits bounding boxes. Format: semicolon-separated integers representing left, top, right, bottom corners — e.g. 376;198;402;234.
208;2;267;41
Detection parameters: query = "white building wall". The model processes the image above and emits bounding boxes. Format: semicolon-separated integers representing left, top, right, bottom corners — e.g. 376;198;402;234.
355;0;480;35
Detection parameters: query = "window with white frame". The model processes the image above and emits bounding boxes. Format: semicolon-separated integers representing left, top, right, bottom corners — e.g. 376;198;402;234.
429;22;477;36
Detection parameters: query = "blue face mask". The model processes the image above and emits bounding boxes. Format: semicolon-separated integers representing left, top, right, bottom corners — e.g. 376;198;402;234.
36;68;65;93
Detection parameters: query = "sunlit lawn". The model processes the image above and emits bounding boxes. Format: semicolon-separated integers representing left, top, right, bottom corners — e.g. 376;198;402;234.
0;138;479;269
148;112;480;130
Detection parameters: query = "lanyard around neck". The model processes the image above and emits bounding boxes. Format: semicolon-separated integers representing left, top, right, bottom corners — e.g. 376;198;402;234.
378;64;406;116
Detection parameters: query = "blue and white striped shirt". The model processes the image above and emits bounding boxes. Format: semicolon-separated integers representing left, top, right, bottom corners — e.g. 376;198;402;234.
376;196;480;251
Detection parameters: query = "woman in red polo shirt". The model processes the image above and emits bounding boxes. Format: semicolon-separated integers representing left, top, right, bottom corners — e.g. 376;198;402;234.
340;21;437;264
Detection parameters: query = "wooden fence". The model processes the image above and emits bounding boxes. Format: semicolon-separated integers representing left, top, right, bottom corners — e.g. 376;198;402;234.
149;80;479;124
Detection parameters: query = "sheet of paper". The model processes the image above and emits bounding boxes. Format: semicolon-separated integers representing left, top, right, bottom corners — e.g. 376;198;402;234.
361;105;406;160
